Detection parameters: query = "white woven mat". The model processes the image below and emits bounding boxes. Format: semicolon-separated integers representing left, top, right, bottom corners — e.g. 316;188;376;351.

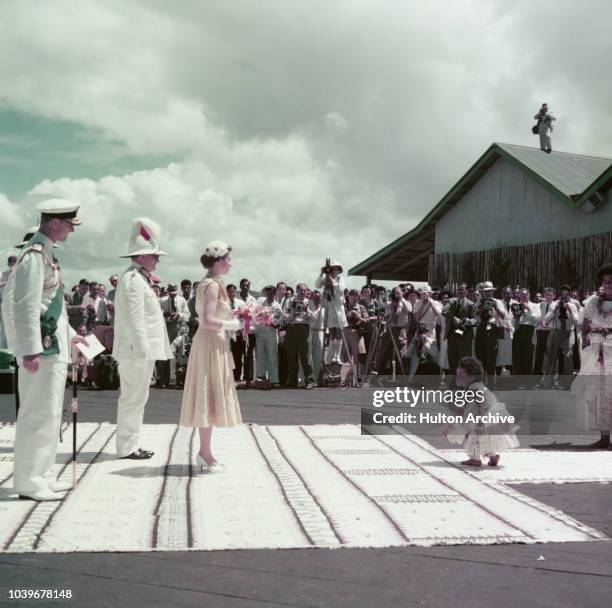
437;447;612;484
0;423;607;553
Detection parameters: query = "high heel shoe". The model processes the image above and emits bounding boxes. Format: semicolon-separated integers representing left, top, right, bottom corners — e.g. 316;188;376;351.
196;454;225;473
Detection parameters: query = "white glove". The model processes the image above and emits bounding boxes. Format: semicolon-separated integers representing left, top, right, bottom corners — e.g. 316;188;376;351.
221;319;241;331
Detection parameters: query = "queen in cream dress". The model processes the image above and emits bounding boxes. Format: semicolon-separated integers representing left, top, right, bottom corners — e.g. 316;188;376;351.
179;241;242;472
180;275;242;428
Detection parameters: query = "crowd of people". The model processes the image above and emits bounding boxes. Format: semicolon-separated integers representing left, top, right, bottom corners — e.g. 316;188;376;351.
16;259;605;394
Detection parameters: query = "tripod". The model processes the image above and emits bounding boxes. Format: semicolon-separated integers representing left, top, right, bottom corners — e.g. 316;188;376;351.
364;313;406;380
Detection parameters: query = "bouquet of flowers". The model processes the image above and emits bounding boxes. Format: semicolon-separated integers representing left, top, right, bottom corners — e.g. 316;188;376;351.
233;302;281;340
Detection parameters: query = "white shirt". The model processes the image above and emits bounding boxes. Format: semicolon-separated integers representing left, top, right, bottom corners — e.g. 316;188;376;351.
82;293;109;323
537;301;553;330
412;298;442;338
160;294;190;323
544;299;580;331
512;301;542;328
308;301;325;330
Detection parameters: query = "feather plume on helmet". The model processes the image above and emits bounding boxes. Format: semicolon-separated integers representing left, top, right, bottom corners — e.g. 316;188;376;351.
120;217;167;257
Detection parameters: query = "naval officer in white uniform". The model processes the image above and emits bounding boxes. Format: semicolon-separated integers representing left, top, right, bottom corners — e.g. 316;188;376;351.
2;200;87;501
113;218;173;459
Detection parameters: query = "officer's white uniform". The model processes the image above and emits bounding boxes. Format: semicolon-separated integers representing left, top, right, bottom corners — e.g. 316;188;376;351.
113;218;172;458
2;205;79;500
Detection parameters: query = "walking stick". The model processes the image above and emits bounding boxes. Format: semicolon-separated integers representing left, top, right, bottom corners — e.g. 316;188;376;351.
71;361;78;484
70;359;86;484
12;358;20;419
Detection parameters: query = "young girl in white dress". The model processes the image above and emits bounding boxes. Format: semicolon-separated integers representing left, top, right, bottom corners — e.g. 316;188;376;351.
443;356;519;466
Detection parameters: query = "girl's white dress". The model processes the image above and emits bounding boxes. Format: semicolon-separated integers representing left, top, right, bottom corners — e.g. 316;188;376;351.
447;381;519;458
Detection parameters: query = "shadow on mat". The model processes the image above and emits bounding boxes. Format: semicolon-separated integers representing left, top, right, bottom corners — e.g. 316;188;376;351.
110;464;192;478
528;442;603;451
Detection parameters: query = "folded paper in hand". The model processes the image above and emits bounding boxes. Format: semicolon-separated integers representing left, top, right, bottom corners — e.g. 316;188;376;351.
75;335;105;361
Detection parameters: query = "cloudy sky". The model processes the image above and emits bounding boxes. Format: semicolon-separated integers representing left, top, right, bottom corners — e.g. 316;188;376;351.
1;0;610;290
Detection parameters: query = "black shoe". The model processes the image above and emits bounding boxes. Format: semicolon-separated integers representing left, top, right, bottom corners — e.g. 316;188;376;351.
585;438;610;450
121;448;155;460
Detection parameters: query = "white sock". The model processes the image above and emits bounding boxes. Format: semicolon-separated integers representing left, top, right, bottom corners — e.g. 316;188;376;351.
332;339;343;362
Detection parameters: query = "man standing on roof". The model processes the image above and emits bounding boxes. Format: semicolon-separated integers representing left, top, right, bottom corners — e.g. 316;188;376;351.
534;103;556;153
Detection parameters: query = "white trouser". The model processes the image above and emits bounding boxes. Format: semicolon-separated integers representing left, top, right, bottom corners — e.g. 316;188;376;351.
539;130;551;151
255;327;279;383
13;357;68;494
116;359;155;457
310;329;324;383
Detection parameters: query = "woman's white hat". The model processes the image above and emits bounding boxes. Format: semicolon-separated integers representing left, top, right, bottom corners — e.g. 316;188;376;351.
321;259;343;273
120;217;167;257
203;240;231;258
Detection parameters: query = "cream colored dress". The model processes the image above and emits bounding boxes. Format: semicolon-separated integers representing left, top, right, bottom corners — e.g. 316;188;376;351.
179;277;242;427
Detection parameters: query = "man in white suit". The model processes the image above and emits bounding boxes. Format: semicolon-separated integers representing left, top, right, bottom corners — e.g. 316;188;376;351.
113;218;173;459
2;200;86;501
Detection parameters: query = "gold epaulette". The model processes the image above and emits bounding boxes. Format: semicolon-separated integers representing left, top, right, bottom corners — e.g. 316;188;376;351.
17;243;44;264
22;243;44;255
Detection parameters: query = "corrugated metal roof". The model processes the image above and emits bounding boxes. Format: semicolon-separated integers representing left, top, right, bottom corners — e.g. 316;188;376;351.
496;143;612;198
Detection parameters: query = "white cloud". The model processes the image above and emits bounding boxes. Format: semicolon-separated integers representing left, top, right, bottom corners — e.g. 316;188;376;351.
0;194;24;232
20;153;390;290
0;0;610;287
323;113;350;133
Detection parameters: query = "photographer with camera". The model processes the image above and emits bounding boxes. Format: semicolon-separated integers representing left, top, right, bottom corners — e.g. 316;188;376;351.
171;322;192;388
474;281;507;383
542;284;579;387
533;287;555;376
345;289;368;380
315;259;348;365
404;285;442;382
82;281;109;330
360;285;381;360
510;288;541;378
533;102;556;153
377;286;412;375
444;282;476;381
283;283;315;389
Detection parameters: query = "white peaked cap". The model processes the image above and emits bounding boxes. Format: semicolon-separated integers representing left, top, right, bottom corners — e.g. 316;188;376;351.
120;217;167;257
37;198;81;225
